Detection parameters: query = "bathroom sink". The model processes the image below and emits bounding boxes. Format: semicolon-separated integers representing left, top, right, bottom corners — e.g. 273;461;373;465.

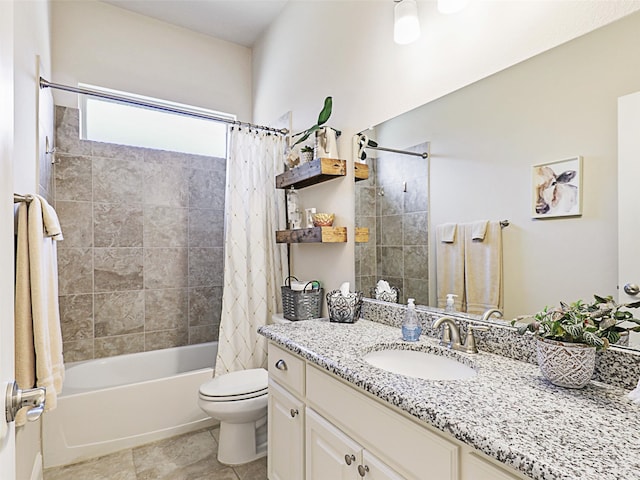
363;349;477;381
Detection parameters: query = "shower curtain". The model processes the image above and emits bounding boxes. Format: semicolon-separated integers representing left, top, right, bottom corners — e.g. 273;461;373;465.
214;127;287;376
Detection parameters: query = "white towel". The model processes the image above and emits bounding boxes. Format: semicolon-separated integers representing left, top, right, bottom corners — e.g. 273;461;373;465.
464;221;503;315
439;223;457;243
471;220;489;241
37;194;63;240
14;196;65;426
435;224;465;311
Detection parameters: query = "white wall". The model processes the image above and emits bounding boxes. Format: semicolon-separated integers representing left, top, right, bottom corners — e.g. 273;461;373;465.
12;1;54;479
377;12;640;318
252;1;640;301
51;0;252;120
0;1;16;478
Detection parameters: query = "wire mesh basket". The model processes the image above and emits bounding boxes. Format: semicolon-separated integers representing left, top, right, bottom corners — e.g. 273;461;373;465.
281;276;323;321
326;290;363;323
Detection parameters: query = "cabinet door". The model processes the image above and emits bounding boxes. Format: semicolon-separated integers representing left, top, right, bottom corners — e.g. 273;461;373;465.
268;380;305;480
361;450;406;480
306;408;361;480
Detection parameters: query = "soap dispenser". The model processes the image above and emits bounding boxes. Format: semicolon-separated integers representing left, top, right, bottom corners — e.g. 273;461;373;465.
445;294;458;312
402;298;422;342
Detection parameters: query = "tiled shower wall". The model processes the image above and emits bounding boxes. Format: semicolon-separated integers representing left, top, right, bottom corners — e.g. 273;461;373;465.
54;106;225;362
355;158;377;297
355;143;429;305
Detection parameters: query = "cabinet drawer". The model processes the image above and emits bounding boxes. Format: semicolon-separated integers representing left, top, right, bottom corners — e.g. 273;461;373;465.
306;365;458;480
268;342;305;396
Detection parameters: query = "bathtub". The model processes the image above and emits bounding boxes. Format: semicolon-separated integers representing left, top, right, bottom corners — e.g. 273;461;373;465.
43;342;218;468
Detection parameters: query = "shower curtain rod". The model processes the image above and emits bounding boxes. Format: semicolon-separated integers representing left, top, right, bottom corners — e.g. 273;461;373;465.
366;144;429;159
39;78;289;135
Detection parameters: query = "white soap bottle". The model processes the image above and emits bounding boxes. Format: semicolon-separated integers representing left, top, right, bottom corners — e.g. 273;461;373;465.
402;298;422;342
445;294;458;312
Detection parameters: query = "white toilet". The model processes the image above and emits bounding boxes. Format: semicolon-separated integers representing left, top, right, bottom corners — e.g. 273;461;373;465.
198;314;291;465
198;368;268;465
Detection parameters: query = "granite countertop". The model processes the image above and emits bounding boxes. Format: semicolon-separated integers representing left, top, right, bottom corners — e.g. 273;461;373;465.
258;318;640;480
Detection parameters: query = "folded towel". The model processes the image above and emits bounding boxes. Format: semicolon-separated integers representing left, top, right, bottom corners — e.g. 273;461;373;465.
464;221;503;315
439;223;457;243
436;224;465;311
36;194;63;240
471;220;489;241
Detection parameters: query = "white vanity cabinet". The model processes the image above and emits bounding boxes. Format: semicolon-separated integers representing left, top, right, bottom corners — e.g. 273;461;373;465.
268;380;305;480
267;343;306;480
461;453;524;480
267;341;527;480
306;408;404;480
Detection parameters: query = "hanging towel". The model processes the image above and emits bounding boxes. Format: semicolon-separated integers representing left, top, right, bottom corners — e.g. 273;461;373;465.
471;220;489;241
439;223;457;243
464;221;503;315
14;196;65;426
15;203;35;393
435;223;465;311
38;195;63;240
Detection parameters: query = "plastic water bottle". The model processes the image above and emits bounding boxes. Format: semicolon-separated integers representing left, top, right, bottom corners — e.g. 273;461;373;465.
402;298;422;341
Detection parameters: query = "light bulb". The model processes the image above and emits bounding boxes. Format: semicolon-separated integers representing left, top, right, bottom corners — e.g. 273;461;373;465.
394;0;420;45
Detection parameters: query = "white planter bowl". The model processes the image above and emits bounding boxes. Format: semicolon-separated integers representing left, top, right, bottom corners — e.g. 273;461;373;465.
535;337;596;389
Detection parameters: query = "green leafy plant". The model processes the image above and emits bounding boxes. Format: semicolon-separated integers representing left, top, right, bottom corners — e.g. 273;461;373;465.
301;145;314;153
513;295;640;351
357;133;378;162
291;96;334;148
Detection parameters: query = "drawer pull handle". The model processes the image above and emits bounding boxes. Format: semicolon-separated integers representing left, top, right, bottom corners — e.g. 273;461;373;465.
275;359;287;371
344;454;356;466
357;464;369;477
290;408;298;418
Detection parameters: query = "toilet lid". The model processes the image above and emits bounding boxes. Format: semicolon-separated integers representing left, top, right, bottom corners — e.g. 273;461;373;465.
200;368;268;401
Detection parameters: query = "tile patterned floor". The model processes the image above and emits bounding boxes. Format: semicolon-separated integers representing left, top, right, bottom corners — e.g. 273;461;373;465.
43;427;267;480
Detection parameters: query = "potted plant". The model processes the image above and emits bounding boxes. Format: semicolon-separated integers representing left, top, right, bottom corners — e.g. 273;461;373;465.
291;96;334;148
513;295;640;388
289;97;342;161
300;145;314;163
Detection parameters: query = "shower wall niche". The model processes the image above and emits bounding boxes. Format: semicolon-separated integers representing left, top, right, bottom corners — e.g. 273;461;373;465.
54;106;226;362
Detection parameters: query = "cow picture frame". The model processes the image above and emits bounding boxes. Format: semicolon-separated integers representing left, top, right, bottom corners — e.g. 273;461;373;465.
532;156;583;218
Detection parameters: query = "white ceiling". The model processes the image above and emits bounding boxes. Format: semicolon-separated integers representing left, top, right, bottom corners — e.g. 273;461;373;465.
101;0;290;47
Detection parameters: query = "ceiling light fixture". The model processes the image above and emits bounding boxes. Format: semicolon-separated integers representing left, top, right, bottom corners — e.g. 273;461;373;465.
394;0;420;45
437;0;470;15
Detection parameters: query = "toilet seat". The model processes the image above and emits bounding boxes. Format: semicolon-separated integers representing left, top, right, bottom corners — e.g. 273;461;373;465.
199;368;268;402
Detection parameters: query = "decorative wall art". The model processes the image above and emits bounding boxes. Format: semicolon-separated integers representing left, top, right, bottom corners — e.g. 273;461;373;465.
532;156;582;218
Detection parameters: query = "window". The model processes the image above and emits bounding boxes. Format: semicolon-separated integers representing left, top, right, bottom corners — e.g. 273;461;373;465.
79;84;232;158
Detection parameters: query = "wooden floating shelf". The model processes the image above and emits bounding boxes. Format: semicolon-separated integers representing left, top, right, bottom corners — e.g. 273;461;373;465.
276;158;346;189
276;227;347;244
355;227;369;243
354;162;369;182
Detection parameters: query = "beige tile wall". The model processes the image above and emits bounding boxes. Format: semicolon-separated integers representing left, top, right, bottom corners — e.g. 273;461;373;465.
54;106;225;362
355;143;430;305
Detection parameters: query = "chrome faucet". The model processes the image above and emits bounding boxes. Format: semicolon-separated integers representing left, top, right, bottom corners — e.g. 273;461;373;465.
432;316;488;354
481;308;503;322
